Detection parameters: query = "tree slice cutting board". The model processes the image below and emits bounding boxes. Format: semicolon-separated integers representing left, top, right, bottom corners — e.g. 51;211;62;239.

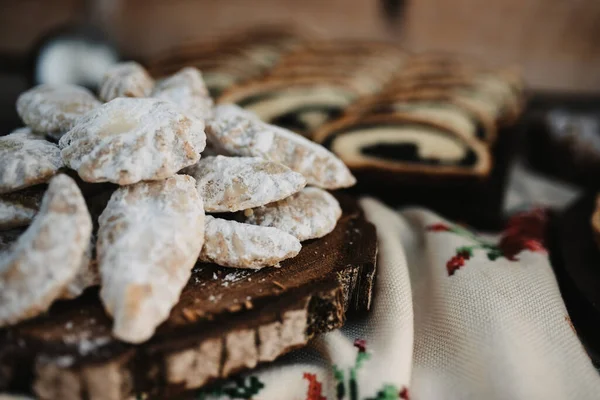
0;194;377;400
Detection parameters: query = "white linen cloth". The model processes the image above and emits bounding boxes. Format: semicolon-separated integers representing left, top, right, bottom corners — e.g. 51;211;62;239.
199;163;600;400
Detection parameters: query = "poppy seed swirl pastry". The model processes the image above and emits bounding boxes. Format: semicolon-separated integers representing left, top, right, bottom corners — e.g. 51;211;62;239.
344;91;497;143
383;72;524;126
146;27;301;96
314;114;491;178
218;41;406;137
219;79;360;137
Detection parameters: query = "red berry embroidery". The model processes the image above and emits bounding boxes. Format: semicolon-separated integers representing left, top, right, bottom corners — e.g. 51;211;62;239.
446;254;466;275
428;208;549;276
457;250;471;260
353;338;367;353
426;223;450;232
400;386;410;400
524;239;545;252
303;373;326;400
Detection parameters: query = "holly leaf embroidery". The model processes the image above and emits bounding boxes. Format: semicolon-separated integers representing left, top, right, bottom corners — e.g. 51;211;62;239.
486;249;503;261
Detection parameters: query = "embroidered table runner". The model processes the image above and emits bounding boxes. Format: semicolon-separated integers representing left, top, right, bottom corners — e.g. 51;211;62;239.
196;164;600;400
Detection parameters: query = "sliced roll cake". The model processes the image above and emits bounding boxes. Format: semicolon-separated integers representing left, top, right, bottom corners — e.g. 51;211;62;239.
218;78;361;137
146;27;300;96
343;91;497;144
272;43;405;77
217;40;406;136
283;40;405;58
384;70;525;125
314;114;491;179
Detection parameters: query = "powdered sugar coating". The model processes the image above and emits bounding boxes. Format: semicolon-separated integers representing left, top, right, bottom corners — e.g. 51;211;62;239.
181;155;306;212
60;236;99;299
0;174;92;327
0;186;44;229
200;215;301;269
99;61;155;102
97;175;205;343
153;67;214;121
245;187;342;241
0;128;62;194
207;104;356;189
16;84;100;137
59;98;206;185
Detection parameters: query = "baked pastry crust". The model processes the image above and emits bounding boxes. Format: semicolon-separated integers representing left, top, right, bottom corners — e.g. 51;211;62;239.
343;91;498;144
99;61;155;102
219;77;360;105
152;67;214;121
181;155;306;212
16;85;100;138
314;113;492;178
199;215;301;269
207;104;356;189
0;128;62;194
0;174;92;327
97;175;205;343
0;186;44;230
59;98;206;185
244;187;342;241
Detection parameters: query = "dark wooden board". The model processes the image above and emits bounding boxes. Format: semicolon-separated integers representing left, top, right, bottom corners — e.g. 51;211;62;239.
0;194;377;400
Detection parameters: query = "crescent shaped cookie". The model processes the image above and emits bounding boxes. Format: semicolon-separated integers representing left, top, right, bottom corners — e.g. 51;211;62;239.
59;98;206;185
207;104;355;189
60;236;99;300
97;175;205;343
16;84;101;138
0;128;62;194
200;216;301;269
181;155;306;212
152;67;214;121
0;186;45;230
0;174;92;327
99;61;155;102
244;187;341;241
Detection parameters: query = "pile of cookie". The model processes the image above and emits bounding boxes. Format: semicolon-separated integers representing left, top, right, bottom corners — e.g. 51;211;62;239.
313;53;525;179
0;61;355;344
218;41;406;137
147;27;300;97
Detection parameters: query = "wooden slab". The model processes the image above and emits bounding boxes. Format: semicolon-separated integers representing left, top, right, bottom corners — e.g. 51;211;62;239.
0;195;377;400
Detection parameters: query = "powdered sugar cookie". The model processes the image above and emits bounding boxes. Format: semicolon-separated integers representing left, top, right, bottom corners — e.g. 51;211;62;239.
207;104;355;189
181;155;306;212
0;174;92;327
200;216;301;269
244;187;341;241
16;84;100;138
97;175;205;343
99;61;154;102
153;67;214;121
60;236;99;299
0;186;44;230
59;97;206;185
0;128;62;194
